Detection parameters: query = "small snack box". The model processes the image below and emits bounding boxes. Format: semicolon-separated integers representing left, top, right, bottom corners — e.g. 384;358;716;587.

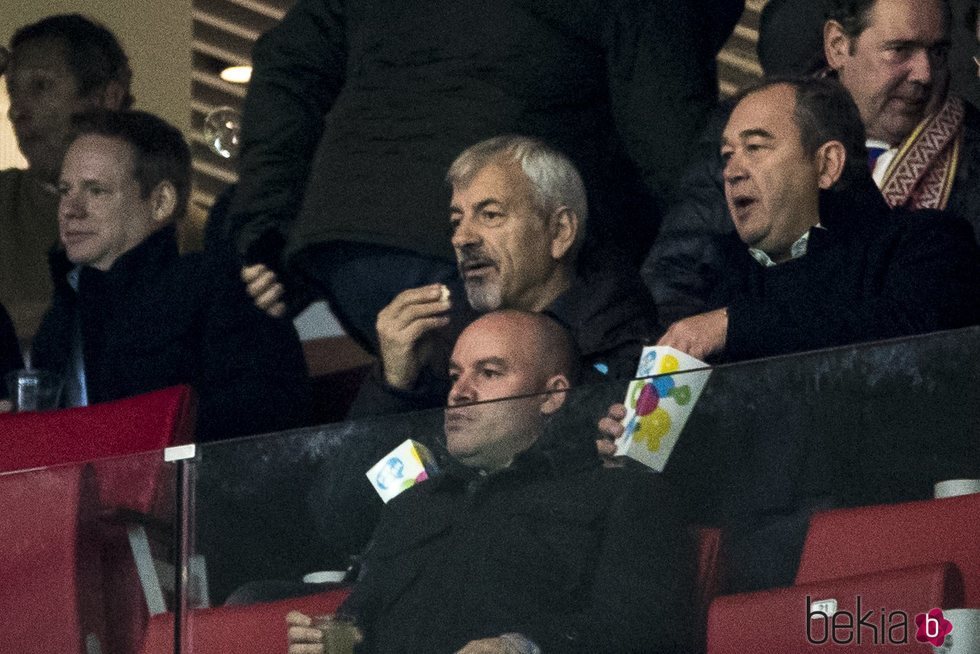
614;346;711;471
367;439;439;503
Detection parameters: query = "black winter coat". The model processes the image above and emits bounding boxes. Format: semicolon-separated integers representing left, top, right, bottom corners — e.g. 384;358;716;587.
342;427;695;653
32;228;312;440
706;187;980;362
643;99;980;328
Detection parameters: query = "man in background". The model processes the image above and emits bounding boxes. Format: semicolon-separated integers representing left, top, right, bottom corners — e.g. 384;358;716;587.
231;0;743;353
32;110;311;440
645;0;980;327
1;14;132;340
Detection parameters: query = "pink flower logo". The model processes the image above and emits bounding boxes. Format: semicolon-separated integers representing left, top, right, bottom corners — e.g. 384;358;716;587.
914;608;953;647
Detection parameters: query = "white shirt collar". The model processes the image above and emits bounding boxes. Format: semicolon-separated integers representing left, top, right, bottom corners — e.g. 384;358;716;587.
748;225;822;267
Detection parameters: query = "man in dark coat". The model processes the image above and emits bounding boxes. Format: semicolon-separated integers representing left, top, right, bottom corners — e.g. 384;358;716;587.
349;136;659;418
644;0;980;328
32;110;311;441
288;310;693;654
229;0;743;352
1;14;133;342
654;78;980;362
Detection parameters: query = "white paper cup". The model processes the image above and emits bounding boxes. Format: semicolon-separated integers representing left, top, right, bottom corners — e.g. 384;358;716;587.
934;479;980;499
932;609;980;653
302;570;347;584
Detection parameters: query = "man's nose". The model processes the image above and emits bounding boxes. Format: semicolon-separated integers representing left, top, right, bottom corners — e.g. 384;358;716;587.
59;191;83;220
451;216;479;249
448;375;475;406
907;48;934;85
7;95;28;123
723;154;747;185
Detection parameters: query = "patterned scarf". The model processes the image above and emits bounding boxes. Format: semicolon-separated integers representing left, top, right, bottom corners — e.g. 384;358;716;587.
878;95;965;210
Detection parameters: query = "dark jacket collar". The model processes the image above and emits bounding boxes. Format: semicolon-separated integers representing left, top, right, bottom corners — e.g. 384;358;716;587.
427;410;601;492
50;226;179;296
543;269;659;360
818;176;890;232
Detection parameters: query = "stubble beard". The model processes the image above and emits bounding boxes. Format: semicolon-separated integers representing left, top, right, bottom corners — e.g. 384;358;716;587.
464;278;502;312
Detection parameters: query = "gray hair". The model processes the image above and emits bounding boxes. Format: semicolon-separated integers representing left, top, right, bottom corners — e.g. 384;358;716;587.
447;135;588;255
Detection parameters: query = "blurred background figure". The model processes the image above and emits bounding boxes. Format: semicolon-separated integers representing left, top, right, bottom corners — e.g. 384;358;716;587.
0;14;132;341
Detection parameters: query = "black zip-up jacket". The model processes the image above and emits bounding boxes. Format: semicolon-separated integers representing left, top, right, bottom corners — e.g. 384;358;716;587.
32;227;312;441
342;426;695;653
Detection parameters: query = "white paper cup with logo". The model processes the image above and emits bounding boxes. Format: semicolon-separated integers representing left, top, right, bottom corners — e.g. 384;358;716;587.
312;614;361;654
5;369;63;412
933;609;980;654
934;479;980;498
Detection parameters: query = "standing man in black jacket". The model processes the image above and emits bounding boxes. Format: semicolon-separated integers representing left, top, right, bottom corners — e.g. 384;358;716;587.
32;110;312;441
289;310;693;654
229;0;744;352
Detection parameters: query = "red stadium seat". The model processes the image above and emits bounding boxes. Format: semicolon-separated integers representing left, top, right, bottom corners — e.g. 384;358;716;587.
707;563;961;654
138;587;353;654
707;493;980;653
0;463;104;654
0;385;195;474
796;494;980;606
0;386;196;654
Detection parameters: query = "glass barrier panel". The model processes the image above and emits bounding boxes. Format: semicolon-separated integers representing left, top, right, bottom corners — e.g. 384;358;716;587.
0;448;179;654
181;326;980;652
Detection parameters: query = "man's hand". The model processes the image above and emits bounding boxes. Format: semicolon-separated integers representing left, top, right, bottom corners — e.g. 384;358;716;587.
456;636;529;654
0;399;12;413
241;263;287;318
657;307;728;360
286;611;324;654
377;284;452;390
597;402;627;467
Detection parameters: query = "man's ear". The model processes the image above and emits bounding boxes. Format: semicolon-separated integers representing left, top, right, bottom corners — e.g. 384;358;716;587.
548;207;578;260
824;20;853;71
95;80;128;111
815;140;846;190
539;373;570;416
150;180;178;224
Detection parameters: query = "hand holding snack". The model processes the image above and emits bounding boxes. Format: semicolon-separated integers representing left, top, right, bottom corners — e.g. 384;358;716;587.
376;283;452;390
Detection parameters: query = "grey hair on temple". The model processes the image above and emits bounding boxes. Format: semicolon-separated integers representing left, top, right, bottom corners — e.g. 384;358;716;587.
447;135;589;252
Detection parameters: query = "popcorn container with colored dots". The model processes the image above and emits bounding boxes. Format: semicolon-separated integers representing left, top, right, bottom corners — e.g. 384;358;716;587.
614;346;711;471
367;439;439;503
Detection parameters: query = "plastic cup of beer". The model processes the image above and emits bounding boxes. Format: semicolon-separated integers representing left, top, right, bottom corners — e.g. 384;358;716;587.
312;614;361;654
5;369;63;412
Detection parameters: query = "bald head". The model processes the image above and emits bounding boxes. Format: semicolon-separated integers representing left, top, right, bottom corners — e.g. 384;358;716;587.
455;310;579;387
444;310;578;471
